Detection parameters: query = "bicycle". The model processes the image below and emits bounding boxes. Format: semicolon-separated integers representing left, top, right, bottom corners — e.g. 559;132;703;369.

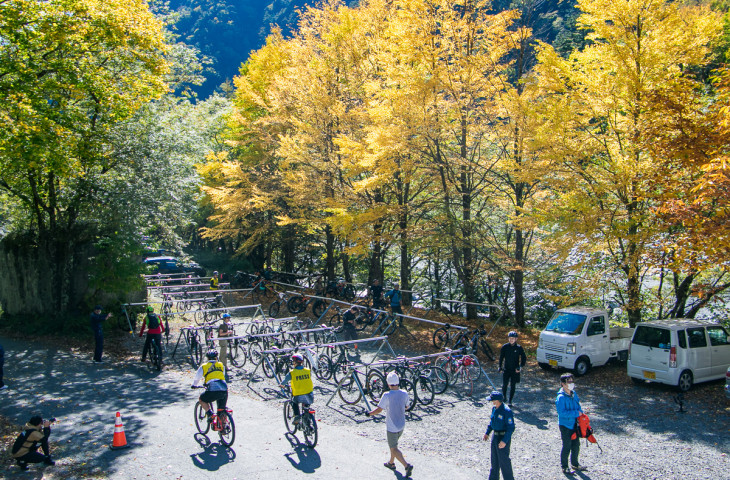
434;349;479;396
268;291;290;317
433;325;495;361
192;387;236;447
286;293;328;317
281;386;318;448
144;334;163;372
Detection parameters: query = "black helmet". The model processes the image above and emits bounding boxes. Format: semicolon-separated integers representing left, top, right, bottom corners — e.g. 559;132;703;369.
508;331;518;338
206;349;218;360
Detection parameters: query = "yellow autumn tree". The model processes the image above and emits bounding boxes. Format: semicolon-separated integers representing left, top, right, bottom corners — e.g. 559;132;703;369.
534;0;722;326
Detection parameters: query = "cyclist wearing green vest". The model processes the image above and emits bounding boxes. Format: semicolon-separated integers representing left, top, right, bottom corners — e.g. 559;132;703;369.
280;353;314;424
191;350;228;422
210;271;220;290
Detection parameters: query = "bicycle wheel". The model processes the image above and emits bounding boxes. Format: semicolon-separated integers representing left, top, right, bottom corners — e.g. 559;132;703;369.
154;346;162;372
354;314;369;331
218;411;235;447
315;354;332;381
338;372;362;405
457;367;473;396
248;342;264;365
466;354;482;381
287;297;305;314
400;378;417;412
194;309;204;326
283;401;296;434
480;339;496;361
382;319;397;336
329;313;341;329
191;340;203;369
312;300;327;318
344;285;355;302
302;411;318;448
432;327;450;349
269;301;280;318
194;403;210;434
332;360;349;385
261;353;277;379
415;376;435;405
425;365;449;395
366;369;387;403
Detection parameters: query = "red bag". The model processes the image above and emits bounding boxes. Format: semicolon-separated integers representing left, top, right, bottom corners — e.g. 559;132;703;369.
571;413;602;452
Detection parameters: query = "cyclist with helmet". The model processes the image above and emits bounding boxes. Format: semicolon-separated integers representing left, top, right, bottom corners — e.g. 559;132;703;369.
191;350;228;421
139;305;165;363
498;331;526;407
279;353;314;425
210;271;220;290
218;313;233;372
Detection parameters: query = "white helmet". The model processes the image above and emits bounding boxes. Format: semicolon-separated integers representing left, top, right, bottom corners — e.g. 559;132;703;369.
386;371;400;386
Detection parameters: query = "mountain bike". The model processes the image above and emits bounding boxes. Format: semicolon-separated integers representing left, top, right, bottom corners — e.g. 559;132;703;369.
268;291;290;317
281;386;318;448
144;335;163;372
434;350;479;396
192;388;236;447
286;293;328;317
433;325;495;361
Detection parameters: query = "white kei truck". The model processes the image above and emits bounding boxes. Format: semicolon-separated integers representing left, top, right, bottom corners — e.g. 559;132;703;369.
536;307;634;376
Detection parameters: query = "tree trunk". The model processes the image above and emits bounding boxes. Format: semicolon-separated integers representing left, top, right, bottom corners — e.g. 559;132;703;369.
325;225;336;282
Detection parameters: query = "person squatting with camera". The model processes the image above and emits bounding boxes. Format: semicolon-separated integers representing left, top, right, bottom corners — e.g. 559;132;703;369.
11;415;56;471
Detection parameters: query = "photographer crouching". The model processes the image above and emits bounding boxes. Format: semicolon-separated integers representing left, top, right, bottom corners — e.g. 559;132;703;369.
11;415;56;471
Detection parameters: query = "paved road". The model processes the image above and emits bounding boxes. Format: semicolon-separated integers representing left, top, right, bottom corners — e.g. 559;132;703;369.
0;336;485;479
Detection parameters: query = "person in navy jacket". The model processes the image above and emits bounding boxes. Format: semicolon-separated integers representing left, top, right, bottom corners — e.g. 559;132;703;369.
556;373;587;474
482;391;515;480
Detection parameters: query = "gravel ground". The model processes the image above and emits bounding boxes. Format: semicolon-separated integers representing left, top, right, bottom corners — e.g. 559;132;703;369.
2;301;728;480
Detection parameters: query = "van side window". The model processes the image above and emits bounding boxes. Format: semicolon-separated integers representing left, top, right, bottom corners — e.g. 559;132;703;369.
706;326;730;346
687;327;708;348
633;326;670;348
586;317;606;336
677;330;687;349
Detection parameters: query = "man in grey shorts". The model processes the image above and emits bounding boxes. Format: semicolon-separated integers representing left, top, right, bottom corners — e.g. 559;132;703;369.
367;371;414;477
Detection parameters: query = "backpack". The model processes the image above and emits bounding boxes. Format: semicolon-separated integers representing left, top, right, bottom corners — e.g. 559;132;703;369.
571;413;603;453
11;431;28;455
147;312;160;330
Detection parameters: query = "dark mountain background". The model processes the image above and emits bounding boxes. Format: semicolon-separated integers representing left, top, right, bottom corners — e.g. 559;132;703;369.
165;0;580;99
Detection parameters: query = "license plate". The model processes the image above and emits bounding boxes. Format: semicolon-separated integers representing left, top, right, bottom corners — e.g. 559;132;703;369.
549;360;558;367
643;370;656;379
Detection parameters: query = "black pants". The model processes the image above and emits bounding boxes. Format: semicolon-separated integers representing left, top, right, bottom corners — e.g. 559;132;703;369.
16;437;51;466
142;333;162;361
93;325;103;362
501;370;520;403
559;424;580;469
489;434;514;480
341;324;358;341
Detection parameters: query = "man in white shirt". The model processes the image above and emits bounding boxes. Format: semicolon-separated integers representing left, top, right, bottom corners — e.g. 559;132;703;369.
367;371;414;477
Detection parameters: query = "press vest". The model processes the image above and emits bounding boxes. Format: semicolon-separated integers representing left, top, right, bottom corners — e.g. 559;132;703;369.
290;367;313;396
202;361;225;383
210;277;219;289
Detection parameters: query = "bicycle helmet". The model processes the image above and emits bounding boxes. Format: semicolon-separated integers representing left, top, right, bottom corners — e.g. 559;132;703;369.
213;271;219;275
291;353;304;363
206;349;218;360
386;371;399;386
508;331;518;338
222;313;231;319
146;305;155;313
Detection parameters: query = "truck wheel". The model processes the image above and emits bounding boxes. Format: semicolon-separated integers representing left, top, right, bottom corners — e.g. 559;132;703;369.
573;357;590;376
538;362;551;371
677;370;693;392
631;377;645;385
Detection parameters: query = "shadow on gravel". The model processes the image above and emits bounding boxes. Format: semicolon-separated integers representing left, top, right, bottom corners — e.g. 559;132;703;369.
190;433;237;471
514;410;549;430
0;338;195;478
284;434;321;473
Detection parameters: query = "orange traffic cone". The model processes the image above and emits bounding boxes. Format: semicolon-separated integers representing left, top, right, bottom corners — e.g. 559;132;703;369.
110;412;129;450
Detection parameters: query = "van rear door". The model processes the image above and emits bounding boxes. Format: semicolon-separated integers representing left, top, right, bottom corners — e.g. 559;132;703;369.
630;326;671;379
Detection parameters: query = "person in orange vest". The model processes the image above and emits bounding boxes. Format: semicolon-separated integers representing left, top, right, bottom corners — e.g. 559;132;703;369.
280;353;314;425
191;350;228;422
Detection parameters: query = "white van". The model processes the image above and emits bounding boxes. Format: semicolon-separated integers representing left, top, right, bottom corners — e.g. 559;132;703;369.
536;307;634;376
627;319;730;391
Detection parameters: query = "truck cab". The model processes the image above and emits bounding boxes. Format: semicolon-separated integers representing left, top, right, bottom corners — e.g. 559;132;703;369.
536;307;632;376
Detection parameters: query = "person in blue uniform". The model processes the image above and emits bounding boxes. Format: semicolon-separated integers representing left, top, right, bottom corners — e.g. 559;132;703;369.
482;391;515;480
498;331;526;407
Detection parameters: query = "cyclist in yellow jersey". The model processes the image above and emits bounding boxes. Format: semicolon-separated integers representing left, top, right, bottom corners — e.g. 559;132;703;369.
280;353;314;424
210;271;220;290
191;350;228;421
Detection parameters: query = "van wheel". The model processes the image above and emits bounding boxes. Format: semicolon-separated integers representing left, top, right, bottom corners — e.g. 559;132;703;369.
573;357;590;376
538;362;551;371
631;377;645;385
677;370;693;392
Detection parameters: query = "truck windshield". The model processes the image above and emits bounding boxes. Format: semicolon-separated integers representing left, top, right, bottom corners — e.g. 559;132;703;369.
545;313;586;335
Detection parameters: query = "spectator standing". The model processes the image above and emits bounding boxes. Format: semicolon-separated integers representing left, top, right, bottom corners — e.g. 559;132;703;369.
210;271;220;290
498;331;526;407
367;372;414;477
556;373;586;475
341;305;359;348
0;342;6;390
385;283;403;321
218;313;232;374
482;391;515;480
11;416;55;471
369;279;384;309
90;305;110;363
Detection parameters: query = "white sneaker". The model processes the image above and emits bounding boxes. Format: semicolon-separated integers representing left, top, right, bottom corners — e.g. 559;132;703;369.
0;385;8;391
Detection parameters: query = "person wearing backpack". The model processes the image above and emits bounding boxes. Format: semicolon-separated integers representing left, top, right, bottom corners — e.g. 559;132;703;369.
11;415;55;471
385;283;404;325
139;306;165;363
